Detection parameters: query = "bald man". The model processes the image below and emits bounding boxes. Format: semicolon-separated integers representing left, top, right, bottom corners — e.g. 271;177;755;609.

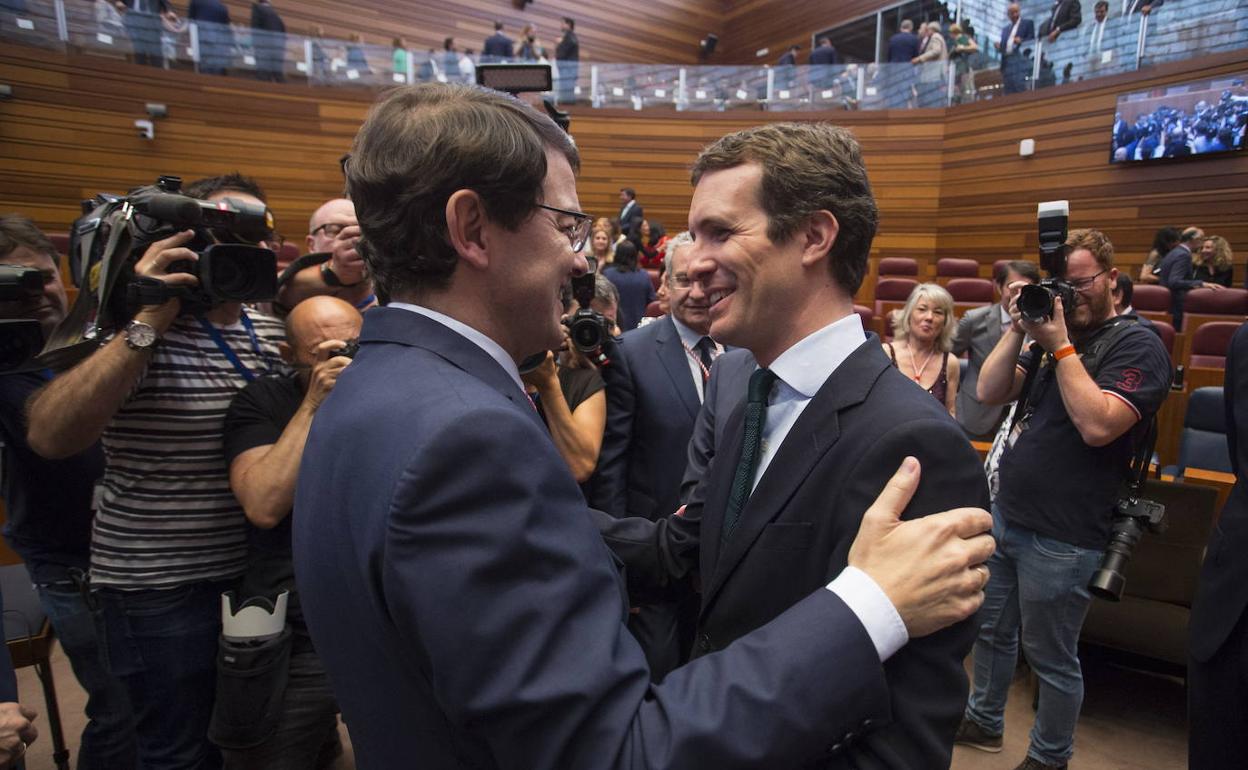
275;198;377;314
214;295;362;768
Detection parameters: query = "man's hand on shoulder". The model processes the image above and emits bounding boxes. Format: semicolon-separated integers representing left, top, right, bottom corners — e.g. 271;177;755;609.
847;457;994;638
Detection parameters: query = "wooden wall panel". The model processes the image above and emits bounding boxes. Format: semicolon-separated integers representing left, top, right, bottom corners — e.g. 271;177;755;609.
205;0;724;65
719;0;889;64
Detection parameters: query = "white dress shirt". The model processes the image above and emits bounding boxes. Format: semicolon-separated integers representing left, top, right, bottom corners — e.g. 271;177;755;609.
747;312;909;661
671;316;721;403
1007;19;1023;53
1087;18;1107;54
388;303;526;398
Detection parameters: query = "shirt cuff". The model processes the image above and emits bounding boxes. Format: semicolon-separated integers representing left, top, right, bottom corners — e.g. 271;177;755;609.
826;566;909;662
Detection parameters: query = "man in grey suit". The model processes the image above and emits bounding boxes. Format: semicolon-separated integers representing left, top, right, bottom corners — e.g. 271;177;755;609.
952;260;1040;438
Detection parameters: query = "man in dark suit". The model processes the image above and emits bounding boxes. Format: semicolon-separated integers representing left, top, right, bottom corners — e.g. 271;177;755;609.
1189;321;1248;768
593;232;720;677
1039;0;1082;42
887;19;921;63
809;36;838;89
998;3;1035;93
597;122;991;768
617;187;644;241
1157;226;1224;328
555;16;579;103
952;260;1040;438
188;0;234;75
250;0;286;82
294;83;994;769
482;20;513;62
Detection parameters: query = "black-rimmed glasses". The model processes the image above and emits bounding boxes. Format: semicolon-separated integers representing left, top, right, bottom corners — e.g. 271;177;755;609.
536;204;594;253
1068;269;1109;291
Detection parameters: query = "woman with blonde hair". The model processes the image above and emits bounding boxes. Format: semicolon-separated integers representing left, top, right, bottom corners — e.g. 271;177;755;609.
884;282;960;416
1194;235;1235;287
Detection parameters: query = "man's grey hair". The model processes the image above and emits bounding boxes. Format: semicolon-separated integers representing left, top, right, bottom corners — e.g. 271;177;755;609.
663;231;694;281
901;19;914;32
594;273;619;308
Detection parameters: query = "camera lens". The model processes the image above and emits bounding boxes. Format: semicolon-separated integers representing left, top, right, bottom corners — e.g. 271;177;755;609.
1017;284;1054;323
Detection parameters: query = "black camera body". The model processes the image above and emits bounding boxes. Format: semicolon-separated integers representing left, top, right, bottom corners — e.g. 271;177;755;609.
563;272;612;355
331;339;360;359
1;265;48;372
0;264;44;302
1017;200;1076;323
1088;495;1166;601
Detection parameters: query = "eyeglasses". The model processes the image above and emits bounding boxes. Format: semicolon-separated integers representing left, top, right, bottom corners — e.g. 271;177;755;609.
311;222;350;239
1067;269;1108;291
536;204;594;253
670;272;693;289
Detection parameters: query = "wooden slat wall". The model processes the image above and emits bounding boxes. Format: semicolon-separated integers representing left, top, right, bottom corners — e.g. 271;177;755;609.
1;43;1245;302
204;0;724;65
718;0;889;64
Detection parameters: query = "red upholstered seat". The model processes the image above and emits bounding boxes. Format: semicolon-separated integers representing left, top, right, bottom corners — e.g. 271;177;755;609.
644;300;662;318
853;304;874;327
1132;284;1171;313
645;268;661;292
276;242;301;272
1184;287;1248;315
48;232;70;256
873;277;918;320
946;277;994;303
936;258;979;278
1189;321;1242;369
992;259;1010;278
878;257;918;277
1152;320;1177;363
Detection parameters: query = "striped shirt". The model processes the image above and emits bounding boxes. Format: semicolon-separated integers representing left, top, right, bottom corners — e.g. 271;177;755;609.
90;309;286;589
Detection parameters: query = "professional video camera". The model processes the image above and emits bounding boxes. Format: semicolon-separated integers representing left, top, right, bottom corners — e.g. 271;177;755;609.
563;271;613;356
1016;200;1077;323
38;175;278;370
1;264;47;372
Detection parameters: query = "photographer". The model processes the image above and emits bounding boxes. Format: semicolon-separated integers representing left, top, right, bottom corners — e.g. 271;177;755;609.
274;198;376;315
26;175;285;769
956;229;1171;770
0;215;133;767
213;295;361;768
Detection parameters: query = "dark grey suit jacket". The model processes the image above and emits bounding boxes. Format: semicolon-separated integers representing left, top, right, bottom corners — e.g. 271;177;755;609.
952;303;1009;436
593;315;703;520
295;308;894;768
680;347;756;507
599;337;989;768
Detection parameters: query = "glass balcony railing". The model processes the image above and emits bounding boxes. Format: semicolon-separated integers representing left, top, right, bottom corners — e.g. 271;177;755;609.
1;0;1245;111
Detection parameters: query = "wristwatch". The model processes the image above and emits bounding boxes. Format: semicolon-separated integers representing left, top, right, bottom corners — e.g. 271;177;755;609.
320;262;363;289
123;319;158;351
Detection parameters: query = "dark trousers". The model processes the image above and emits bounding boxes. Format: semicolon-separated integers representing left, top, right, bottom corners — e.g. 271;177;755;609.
124;11;163;67
34;578;138;770
94;582;228;770
1189;609;1248;769
627;603;682;682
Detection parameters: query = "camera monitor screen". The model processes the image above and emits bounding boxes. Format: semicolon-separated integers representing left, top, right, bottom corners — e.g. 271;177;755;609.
1109;73;1246;164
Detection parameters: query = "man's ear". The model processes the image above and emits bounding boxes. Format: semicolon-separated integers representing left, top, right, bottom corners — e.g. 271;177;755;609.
800;210;840;269
445;189;490;271
278;341;295;365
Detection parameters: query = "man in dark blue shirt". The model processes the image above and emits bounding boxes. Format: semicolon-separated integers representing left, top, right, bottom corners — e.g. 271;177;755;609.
0;215;137;768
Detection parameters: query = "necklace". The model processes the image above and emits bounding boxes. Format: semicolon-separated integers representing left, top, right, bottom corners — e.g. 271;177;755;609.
907;343;937;383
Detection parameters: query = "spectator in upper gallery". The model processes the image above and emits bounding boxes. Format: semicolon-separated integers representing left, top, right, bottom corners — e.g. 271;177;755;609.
188;0;234;75
809;36;838;89
459;47;476;85
392;37;408;79
346;33;372;74
1194;235;1235;288
517;23;540;60
250;0;285;82
483;20;514;62
1039;0;1082;43
441;37;461;80
1084;1;1110;56
555;16;579;103
912;22;949;107
601;240;655;333
1138;226;1179;284
949;23;980;102
997;3;1035;94
775;44;800;90
1127;0;1163;16
115;0;176;68
888;19;921;63
1158;226;1225;327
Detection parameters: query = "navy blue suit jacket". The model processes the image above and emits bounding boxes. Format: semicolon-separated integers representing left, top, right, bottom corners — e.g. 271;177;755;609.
1157;245;1200;324
598;337;989;768
593;315;703;520
1190;321;1248;662
999;18;1036;56
886;31;920;63
810;45;839;65
482;32;514;59
294;307;893;769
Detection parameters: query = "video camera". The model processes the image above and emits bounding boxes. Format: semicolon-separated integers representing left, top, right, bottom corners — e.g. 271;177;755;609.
1016;200;1077;323
38;176;278;370
0;265;47;372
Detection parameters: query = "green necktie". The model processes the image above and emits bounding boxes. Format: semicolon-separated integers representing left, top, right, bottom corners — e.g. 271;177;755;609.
721;368;778;546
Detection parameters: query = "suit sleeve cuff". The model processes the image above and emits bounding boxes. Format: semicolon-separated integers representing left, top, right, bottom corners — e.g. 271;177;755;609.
825;566;909;662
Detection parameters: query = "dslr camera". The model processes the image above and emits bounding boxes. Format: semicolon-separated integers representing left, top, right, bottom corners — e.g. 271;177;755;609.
563;271;612;355
0;264;45;372
39;175;278;370
1016;200;1077;323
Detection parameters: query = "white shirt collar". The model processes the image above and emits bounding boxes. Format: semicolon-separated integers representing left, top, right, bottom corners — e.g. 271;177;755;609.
671;315;712;350
767;312;867;399
387;302;525;395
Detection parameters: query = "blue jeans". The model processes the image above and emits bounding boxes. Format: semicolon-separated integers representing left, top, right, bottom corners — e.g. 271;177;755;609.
34;579;138;770
94;582;228;770
965;507;1103;766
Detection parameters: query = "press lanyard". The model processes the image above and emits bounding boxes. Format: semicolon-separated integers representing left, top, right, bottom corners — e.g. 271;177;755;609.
197;310;265;382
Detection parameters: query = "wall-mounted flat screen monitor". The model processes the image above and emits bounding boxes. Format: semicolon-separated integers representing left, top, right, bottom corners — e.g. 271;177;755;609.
1110;73;1246;163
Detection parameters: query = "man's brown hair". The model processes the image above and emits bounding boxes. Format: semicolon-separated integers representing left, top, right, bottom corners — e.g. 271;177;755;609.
345;83;579;298
0;214;58;264
691;122;879;295
1065;228;1114;271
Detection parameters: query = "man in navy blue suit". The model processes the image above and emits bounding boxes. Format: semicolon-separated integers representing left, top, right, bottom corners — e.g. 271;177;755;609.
887;19;921;63
998;3;1035;93
482;20;513;62
294;83;994;769
1189;321;1248;768
593;231;720;677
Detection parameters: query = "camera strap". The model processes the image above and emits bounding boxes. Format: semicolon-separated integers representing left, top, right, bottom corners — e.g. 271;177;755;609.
196;310;264;383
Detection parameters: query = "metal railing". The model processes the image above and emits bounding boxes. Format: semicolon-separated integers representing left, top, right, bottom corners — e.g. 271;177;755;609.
1;0;1244;111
